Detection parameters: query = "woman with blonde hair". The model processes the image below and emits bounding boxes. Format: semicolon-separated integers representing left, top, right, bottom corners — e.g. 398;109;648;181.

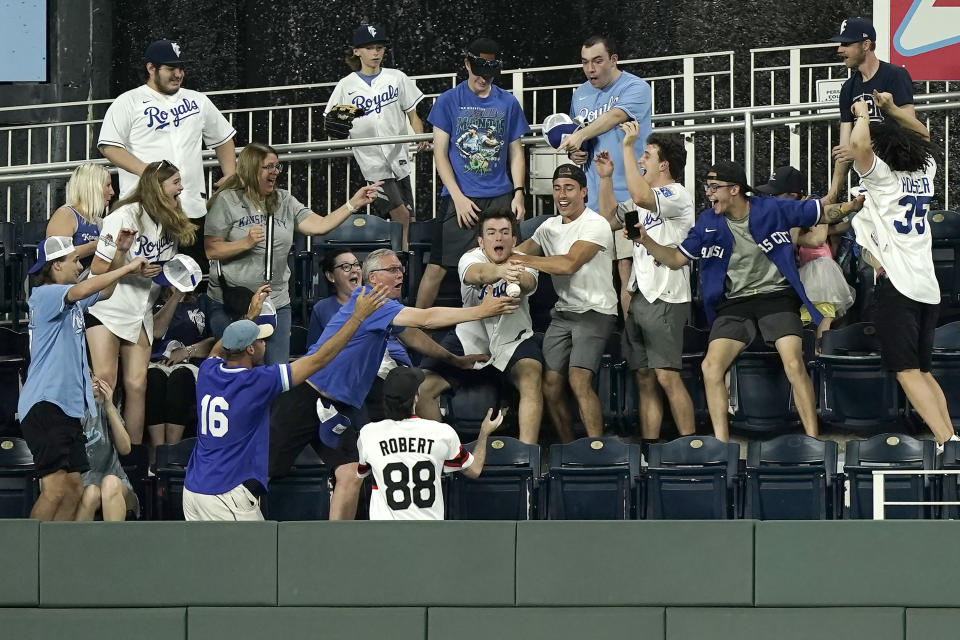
205;141;380;364
87;159;196;444
46;163;114;266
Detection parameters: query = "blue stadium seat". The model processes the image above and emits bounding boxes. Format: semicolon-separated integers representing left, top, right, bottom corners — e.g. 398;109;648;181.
447;436;541;520
728;336;797;435
155;438;196;520
814;323;903;432
0;437;36;518
117;444;153;520
0;222;23;327
929;210;960;304
518;215;558;332
645;436;740;519
680;325;710;429
0;327;28;437
289;233;312;326
544;437;642;520
439;377;501;442
844;433;936;519
744;434;841;519
939;440;960;519
264;445;330;521
404;219;436;305
922;322;960;430
312;215;403;301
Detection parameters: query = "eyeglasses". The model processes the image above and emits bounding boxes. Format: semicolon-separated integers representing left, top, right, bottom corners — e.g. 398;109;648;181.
332;261;361;273
703;182;737;194
369;265;405;275
262;163;284;173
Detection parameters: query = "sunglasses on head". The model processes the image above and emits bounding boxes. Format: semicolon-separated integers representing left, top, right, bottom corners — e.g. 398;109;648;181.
150;159;177;178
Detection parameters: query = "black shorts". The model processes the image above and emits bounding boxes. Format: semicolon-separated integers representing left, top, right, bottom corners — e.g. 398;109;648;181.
269;383;363;477
420;331;543;390
709;290;804;346
19;401;89;478
370;177;414;218
873;276;938;372
430;192;513;267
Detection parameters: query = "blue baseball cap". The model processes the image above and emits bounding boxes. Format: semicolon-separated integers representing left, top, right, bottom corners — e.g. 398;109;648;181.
28;236;74;274
151;254;202;292
353;24;389;47
221;319;273;351
145;39;188;65
829;17;876;43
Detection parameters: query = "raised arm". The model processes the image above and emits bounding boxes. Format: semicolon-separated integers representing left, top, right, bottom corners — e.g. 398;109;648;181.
873;90;929;141
557;108;629;155
68;229;149;302
294;183;381;236
594;151;620;228
93;377;131;456
392;287;518;330
152;290;186;339
461;408;506;479
512;240;601;276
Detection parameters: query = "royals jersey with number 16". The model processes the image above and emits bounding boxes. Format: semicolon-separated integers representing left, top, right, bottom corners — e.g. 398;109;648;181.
853;155;939;304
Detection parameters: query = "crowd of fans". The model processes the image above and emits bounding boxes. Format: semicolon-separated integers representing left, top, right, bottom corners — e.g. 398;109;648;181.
11;16;954;522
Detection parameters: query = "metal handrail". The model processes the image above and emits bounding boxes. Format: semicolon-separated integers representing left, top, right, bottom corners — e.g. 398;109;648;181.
871;469;960;520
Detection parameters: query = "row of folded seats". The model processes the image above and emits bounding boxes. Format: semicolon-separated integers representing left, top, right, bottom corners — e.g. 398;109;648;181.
2;432;958;521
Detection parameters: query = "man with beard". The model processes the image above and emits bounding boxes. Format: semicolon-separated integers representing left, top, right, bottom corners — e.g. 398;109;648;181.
512;164;618;441
98;39;237;265
416;209;544;443
270;248;518;519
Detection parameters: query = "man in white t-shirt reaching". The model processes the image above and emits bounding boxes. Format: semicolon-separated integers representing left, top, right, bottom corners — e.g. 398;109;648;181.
357;367;504;520
417;209;543;443
513;164;618;441
595;124;696;447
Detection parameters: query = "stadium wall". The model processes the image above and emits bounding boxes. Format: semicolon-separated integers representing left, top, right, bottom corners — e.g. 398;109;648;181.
3;519;960;639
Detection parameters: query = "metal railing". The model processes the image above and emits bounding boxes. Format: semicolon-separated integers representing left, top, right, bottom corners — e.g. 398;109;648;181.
871;469;960;520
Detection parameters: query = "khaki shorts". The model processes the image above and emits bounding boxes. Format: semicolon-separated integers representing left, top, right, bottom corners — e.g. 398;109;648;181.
183;485;264;522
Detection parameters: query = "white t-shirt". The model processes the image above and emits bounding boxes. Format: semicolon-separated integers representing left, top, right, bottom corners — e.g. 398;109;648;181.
531;208;617;315
89;203;178;343
325;68;425;181
853;155;939;304
98;85;236;219
616;183;695;303
456;247;538;371
357;417;474;521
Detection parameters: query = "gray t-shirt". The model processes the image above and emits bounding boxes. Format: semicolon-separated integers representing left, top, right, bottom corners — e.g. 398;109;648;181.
724;214;788;299
205;188;312;309
81;406;133;492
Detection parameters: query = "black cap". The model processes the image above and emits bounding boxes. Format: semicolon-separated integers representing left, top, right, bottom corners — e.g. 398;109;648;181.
353;24;389;47
383;367;425;404
756;166;803;195
828;17;876;43
466;37;501;57
465;38;502;80
553;163;587;187
707;160;754;193
145;39;188;66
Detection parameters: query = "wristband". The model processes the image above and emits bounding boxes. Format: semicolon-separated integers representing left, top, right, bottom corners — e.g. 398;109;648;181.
512;187;525;196
345;200;358;213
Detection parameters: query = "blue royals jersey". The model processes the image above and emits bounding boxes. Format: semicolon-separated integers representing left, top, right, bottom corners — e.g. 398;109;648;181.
306;287;405;409
570;71;652;208
184;358;291;495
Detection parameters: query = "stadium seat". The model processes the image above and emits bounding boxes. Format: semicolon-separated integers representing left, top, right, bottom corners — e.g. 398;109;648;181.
543;437;641;520
929;210;960;304
518;214;557;332
844;433;936;519
0;222;23;327
312;215;403;301
118;444;153;520
814;323;903;432
0;327;28;437
289;234;312;326
439;376;501;441
728;335;797;434
263;445;330;521
155;437;196;520
743;434;841;519
289;324;308;358
447;436;541;520
645;436;740;519
939;440;960;519
0;437;36;518
921;321;960;430
404;219;436;305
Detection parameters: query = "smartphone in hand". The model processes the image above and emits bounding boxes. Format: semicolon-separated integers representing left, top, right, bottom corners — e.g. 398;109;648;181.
624;209;643;240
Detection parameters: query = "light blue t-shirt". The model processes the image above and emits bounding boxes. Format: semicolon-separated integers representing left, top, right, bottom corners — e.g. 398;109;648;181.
306;287;405;409
570;71;652;208
18;284;100;419
428;82;531;198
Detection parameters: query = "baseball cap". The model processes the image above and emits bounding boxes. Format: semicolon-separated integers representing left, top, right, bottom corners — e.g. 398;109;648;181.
465;37;503;79
28;236;74;274
756;166;803;195
383;367;426;405
255;298;278;333
151;254;202;292
553;163;587;187
829;17;876;43
352;24;389;47
221;319;272;350
707;160;754;193
542;113;581;149
145;39;188;66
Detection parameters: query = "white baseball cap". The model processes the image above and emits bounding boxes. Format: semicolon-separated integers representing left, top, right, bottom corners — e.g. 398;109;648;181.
152;254;202;292
29;236;75;274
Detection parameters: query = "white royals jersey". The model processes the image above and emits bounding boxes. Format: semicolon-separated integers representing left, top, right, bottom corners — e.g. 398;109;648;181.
853;155;939;304
616;183;695;304
98;85;236;219
456;248;538;371
88;203;178;343
325;68;425;181
357;417;473;521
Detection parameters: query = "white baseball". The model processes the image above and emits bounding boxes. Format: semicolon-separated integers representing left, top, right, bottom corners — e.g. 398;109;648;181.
506;282;522;298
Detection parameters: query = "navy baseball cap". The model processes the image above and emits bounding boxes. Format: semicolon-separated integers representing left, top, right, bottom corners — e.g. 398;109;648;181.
756;166;803;195
221;319;272;351
553;163;587;187
829;17;876;43
145;39;188;65
29;236;74;274
708;160;754;193
353;24;389;47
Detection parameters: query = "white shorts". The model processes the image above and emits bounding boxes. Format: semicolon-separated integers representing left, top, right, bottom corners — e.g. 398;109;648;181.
183;484;264;522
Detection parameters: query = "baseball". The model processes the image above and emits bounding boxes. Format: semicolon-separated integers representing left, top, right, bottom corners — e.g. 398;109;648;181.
506;282;522;298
